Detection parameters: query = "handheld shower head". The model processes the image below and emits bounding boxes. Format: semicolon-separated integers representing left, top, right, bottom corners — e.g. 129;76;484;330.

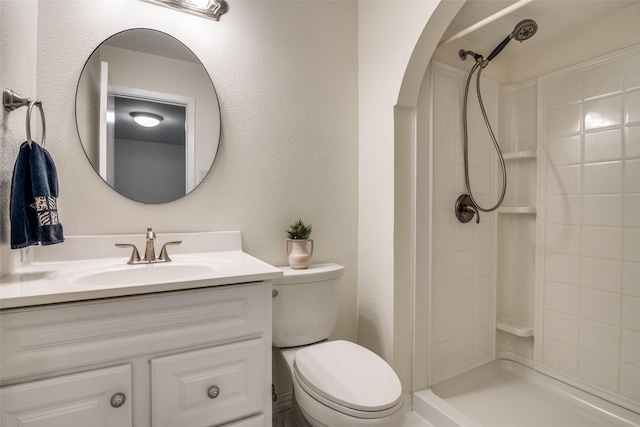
484;18;538;65
511;19;538;41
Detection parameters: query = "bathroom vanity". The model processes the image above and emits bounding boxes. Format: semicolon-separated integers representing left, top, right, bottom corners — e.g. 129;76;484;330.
0;231;281;427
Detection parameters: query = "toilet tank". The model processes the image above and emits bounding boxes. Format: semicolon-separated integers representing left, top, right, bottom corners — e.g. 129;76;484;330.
272;263;344;348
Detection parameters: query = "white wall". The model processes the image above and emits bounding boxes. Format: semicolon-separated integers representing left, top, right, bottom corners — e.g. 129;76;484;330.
0;0;359;344
0;1;38;274
357;0;441;392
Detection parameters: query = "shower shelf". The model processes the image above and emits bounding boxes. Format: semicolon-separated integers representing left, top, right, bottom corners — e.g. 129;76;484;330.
503;150;537;160
497;206;536;214
496;319;534;337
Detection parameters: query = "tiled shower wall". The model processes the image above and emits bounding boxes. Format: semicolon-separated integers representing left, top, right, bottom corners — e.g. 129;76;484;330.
430;62;496;384
539;46;640;412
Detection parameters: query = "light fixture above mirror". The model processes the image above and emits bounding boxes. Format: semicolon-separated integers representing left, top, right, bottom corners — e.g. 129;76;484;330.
141;0;228;21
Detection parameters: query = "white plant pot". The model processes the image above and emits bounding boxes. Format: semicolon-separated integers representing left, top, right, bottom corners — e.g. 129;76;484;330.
286;239;314;269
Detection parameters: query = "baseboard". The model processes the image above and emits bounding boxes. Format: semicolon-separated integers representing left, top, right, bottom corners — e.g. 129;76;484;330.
273;390;293;415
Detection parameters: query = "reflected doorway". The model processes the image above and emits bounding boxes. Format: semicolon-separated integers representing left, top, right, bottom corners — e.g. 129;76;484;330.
113;96;187;204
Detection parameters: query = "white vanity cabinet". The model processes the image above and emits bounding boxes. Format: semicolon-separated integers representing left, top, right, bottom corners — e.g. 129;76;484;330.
0;282;272;427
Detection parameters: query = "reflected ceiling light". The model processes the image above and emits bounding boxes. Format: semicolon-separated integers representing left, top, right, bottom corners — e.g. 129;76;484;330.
140;0;228;21
130;112;164;128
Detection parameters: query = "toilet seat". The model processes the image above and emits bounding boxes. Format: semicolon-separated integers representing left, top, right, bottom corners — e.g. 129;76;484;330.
293;340;403;418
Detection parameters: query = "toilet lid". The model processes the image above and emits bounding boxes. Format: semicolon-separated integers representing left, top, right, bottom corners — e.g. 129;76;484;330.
294;340;403;412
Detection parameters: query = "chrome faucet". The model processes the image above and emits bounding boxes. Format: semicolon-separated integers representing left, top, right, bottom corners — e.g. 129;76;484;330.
116;228;182;265
144;228;157;262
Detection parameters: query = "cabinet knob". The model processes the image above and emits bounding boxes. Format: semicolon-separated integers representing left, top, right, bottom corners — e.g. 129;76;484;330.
110;392;126;408
207;385;220;399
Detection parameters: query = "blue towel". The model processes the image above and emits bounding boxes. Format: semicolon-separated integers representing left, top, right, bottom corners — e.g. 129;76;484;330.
10;141;64;249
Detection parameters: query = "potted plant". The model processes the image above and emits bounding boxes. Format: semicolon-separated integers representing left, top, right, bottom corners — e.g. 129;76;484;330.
286;219;313;269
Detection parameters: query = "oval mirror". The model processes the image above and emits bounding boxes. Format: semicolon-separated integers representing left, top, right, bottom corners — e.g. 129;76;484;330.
75;28;220;204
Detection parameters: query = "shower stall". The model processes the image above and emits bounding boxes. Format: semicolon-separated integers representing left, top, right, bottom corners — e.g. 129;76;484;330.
411;1;640;425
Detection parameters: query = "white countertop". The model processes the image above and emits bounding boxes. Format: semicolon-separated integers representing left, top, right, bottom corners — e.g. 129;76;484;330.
0;231;283;310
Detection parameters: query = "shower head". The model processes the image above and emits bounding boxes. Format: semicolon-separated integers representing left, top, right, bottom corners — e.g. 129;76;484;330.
511;19;538;41
483;18;538;65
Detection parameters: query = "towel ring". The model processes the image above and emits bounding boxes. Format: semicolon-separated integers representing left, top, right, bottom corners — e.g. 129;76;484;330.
26;100;46;148
3;89;47;149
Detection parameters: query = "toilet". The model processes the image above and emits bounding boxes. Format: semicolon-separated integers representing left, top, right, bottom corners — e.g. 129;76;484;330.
272;263;405;427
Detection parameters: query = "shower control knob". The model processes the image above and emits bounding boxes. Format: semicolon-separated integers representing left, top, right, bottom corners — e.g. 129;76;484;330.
455;194;480;224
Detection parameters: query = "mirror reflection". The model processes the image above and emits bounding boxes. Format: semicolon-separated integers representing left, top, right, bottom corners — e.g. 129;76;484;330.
75;28;220;204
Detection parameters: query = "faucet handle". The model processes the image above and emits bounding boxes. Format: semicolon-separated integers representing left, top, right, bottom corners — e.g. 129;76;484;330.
115;243;141;265
455;194;481;224
464;204;481;224
158;241;182;262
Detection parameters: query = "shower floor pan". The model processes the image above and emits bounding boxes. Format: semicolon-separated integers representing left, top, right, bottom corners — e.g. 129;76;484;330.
413;360;640;427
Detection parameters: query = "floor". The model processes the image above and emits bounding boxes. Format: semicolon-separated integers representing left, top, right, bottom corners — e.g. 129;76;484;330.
405;412;434;427
273;410;433;427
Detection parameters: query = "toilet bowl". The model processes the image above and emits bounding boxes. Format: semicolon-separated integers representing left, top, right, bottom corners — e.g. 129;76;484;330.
273;264;405;427
280;341;405;426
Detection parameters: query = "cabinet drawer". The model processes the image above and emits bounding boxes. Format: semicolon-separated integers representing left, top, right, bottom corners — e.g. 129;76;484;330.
1;284;265;382
1;364;132;427
151;338;265;427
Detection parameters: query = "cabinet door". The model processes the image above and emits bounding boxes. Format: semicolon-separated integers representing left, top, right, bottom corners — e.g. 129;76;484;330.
1;364;132;427
152;338;264;427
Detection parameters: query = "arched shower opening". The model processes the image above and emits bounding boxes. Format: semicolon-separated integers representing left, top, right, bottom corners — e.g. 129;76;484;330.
396;0;640;424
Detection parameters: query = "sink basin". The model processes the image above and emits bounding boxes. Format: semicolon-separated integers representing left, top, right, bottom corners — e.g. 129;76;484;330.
72;263;217;286
0;231;285;309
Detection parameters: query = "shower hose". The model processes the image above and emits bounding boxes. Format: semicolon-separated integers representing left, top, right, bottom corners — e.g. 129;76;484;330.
462;61;507;212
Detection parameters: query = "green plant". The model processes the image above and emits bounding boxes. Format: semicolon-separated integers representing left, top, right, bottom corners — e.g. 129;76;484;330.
287;219;312;240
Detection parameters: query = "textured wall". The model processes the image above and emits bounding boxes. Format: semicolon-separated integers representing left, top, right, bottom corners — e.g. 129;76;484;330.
0;1;39;274
0;0;358;344
357;0;440;377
